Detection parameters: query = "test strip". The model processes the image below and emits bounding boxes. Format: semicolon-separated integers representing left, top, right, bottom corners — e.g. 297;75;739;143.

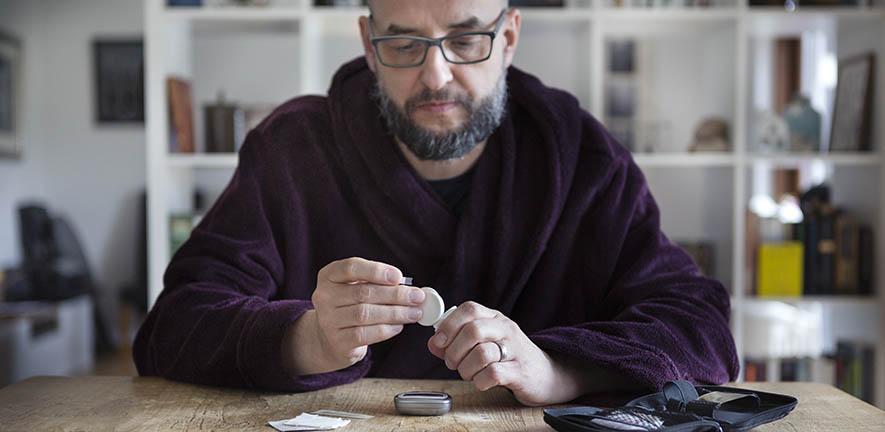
308;410;374;419
400;277;413;285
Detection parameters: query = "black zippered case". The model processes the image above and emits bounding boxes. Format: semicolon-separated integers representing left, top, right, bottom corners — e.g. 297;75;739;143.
543;380;798;432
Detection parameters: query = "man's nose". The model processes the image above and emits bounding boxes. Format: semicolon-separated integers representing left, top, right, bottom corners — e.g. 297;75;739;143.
419;45;454;91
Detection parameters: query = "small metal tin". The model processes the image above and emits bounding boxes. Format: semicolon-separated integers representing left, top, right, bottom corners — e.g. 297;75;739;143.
394;391;452;416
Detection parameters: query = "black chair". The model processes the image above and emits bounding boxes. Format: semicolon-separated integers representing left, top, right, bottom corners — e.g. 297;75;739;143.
16;203;119;352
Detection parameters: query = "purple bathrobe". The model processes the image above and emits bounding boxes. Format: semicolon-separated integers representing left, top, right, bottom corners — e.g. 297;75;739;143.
133;57;739;395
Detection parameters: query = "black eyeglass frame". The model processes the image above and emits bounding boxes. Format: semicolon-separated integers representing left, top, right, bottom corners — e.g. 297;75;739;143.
368;8;510;68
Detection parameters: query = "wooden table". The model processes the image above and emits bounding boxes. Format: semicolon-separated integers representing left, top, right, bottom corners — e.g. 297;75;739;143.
0;376;882;431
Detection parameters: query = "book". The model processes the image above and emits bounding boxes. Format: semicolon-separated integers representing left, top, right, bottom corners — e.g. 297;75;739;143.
167;77;195;153
834;213;859;294
743;359;767;382
813;205;837;295
169;214;194;256
858;226;874;296
756;242;803;297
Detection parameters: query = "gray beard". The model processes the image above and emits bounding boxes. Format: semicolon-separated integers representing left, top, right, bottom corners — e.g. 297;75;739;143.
372;74;508;161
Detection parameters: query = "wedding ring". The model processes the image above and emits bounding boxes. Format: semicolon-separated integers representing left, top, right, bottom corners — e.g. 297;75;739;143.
494;341;511;362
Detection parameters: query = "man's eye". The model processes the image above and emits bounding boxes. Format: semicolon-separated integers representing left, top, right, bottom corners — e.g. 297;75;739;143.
391;41;419;52
450;36;483;49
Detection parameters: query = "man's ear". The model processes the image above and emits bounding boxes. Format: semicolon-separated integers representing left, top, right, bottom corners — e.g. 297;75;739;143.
358;16;377;73
501;9;521;68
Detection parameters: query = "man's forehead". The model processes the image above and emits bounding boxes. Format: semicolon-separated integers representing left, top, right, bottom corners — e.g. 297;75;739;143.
369;0;505;33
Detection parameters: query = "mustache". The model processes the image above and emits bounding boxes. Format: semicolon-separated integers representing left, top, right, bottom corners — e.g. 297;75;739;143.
405;88;472;113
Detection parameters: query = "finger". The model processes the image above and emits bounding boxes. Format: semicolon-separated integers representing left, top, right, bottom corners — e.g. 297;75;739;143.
336;303;423;327
427;338;445;359
322;257;402;285
443;318;507;370
339;324;404;348
430;301;497;350
472;361;513;392
328;283;425;307
457;342;503;381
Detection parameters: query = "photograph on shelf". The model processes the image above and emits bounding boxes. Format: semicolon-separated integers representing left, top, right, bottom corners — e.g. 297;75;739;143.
830;53;875;153
608;39;635;74
0;31;21;159
93;39;144;124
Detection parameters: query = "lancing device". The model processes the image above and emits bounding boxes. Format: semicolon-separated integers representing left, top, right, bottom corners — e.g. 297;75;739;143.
418;287;457;331
399;278;456;331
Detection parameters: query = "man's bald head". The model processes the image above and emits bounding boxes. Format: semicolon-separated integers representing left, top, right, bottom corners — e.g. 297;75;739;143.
367;0;509;16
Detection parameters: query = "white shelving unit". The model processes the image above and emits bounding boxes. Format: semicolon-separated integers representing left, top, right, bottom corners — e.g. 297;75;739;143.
145;0;885;407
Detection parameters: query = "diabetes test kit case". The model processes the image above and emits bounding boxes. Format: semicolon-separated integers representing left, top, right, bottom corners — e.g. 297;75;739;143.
544;380;798;432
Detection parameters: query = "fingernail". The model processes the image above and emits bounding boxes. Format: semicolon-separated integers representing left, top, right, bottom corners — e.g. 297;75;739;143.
409;308;423;321
410;289;425;304
432;332;447;348
386;269;401;284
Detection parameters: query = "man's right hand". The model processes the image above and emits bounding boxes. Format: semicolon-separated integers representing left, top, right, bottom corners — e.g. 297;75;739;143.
282;258;426;375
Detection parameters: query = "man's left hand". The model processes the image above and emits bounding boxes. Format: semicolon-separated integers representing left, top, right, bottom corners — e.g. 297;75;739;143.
427;301;584;406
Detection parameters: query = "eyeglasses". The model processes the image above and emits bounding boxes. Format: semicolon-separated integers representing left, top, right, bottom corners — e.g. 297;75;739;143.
369;9;509;68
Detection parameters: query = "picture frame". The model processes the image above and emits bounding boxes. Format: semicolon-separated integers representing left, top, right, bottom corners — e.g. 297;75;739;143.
0;32;22;159
829;53;875;152
93;39;144;124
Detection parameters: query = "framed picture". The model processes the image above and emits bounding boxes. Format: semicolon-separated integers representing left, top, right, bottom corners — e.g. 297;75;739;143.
0;32;22;159
93;39;144;124
829;53;874;152
608;39;635;74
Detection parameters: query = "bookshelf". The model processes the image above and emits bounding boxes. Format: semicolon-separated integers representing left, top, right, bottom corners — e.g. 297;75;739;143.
145;0;885;407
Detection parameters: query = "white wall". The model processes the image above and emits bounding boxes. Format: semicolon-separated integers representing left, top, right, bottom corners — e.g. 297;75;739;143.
0;0;50;268
0;0;145;298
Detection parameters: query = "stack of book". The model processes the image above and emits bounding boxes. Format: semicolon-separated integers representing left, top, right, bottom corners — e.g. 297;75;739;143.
798;197;874;297
744;340;876;405
834;341;876;404
754;183;875;297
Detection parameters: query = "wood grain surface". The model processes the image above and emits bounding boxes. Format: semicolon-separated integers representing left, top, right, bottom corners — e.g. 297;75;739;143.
0;377;882;431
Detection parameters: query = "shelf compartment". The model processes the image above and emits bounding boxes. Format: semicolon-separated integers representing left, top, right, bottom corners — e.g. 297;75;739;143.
748;152;883;166
163;7;304;21
632;153;736;167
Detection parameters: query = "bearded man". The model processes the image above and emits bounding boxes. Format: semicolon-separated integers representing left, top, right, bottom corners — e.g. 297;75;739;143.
134;0;739;406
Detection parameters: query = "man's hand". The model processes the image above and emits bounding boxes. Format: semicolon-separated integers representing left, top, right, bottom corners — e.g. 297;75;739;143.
282;258;426;375
427;301;591;406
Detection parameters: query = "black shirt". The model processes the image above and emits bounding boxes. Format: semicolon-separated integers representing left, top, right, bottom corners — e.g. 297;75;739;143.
427;169;475;218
